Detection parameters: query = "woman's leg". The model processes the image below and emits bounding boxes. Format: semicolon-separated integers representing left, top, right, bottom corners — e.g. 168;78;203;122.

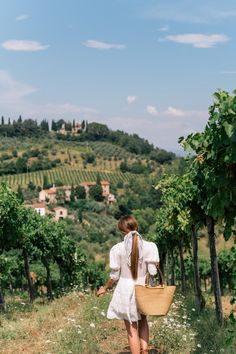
124;320;140;354
138;315;149;352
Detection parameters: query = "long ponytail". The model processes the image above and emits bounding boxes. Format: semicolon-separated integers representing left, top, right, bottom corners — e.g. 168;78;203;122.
131;231;139;280
118;215;139;280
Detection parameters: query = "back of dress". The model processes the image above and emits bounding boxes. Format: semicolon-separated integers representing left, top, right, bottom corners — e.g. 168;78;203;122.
109;239;160;283
107;236;160;323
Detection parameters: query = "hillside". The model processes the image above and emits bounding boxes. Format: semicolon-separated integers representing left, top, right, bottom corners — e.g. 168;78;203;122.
0;127;173;189
0;166;134;188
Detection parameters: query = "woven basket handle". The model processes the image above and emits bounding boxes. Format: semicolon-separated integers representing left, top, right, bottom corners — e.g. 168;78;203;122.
145;267;164;287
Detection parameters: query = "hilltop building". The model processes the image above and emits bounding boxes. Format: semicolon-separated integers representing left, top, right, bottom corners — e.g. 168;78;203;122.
58;121;86;136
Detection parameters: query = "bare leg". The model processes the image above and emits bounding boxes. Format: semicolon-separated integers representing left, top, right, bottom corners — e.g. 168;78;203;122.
124;320;140;354
138;315;149;352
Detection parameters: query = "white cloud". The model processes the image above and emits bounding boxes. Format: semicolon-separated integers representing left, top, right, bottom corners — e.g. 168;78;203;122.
163;33;229;48
0;70;98;117
0;70;37;103
164;106;187;117
146;105;158;116
159;26;169;32
83;40;126;50
2;40;49;52
127;95;137;104
16;14;29;21
146;104;205;119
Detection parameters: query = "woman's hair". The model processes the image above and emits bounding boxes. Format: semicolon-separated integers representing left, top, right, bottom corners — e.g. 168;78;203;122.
118;215;139;280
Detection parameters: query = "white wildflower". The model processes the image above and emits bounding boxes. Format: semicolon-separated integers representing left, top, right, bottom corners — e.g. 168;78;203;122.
90;322;95;328
192;308;196;312
197;344;202;348
100;311;105;317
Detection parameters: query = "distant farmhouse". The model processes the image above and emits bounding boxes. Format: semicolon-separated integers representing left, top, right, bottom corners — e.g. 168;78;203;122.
27;203;46;216
57;121;87;136
26;203;68;221
39;186;71;203
39;180;112;203
31;180;116;221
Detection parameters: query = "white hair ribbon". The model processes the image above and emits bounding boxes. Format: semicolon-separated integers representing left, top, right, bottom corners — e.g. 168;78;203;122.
124;230;143;267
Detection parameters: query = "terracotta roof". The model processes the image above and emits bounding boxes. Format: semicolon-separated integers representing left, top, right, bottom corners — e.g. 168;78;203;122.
80;181;96;186
42;188;57;194
57;186;71;190
30;203;46;209
54;207;68;211
101;180;109;185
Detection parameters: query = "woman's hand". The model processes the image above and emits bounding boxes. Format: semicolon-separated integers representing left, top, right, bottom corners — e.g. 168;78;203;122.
96;287;106;297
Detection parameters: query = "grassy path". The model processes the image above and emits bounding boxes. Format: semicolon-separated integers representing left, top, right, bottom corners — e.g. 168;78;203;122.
0;292;131;354
0;291;235;353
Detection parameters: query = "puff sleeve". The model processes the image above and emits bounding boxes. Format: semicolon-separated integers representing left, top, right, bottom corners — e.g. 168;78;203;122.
146;242;160;276
109;245;121;281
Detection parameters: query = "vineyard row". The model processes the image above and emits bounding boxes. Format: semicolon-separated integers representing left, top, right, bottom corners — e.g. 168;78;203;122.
0;167;134;188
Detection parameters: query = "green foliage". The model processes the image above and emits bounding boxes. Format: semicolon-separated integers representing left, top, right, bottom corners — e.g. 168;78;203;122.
75;185;86;199
0;167;133;188
133;208;155;234
16;185;24;203
180;89;236;238
0;183;96;302
81;152;96;164
218;247;236;292
89;183;104;202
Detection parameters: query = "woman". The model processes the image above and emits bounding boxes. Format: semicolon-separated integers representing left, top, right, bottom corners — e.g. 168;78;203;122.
97;215;159;354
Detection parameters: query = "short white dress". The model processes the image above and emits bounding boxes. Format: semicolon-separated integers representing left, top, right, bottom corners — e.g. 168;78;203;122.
107;237;159;324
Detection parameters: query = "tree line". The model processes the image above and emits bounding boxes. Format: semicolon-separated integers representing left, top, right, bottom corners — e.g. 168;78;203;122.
0;116;175;164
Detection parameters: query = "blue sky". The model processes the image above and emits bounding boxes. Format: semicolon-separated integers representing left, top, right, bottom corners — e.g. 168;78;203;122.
0;0;236;153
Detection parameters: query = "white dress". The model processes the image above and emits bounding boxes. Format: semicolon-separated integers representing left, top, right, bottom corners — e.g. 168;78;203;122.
107;239;159;324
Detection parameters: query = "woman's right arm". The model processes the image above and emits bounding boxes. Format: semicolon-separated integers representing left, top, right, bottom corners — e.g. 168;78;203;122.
96;278;114;297
96;245;120;297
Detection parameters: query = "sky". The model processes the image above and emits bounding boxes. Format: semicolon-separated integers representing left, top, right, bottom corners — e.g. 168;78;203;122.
0;0;236;154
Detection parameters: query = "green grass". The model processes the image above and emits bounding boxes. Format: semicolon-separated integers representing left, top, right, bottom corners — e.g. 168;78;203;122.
0;291;235;354
150;292;236;354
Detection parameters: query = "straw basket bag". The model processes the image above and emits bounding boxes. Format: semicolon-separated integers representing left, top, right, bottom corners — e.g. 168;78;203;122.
135;268;176;316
